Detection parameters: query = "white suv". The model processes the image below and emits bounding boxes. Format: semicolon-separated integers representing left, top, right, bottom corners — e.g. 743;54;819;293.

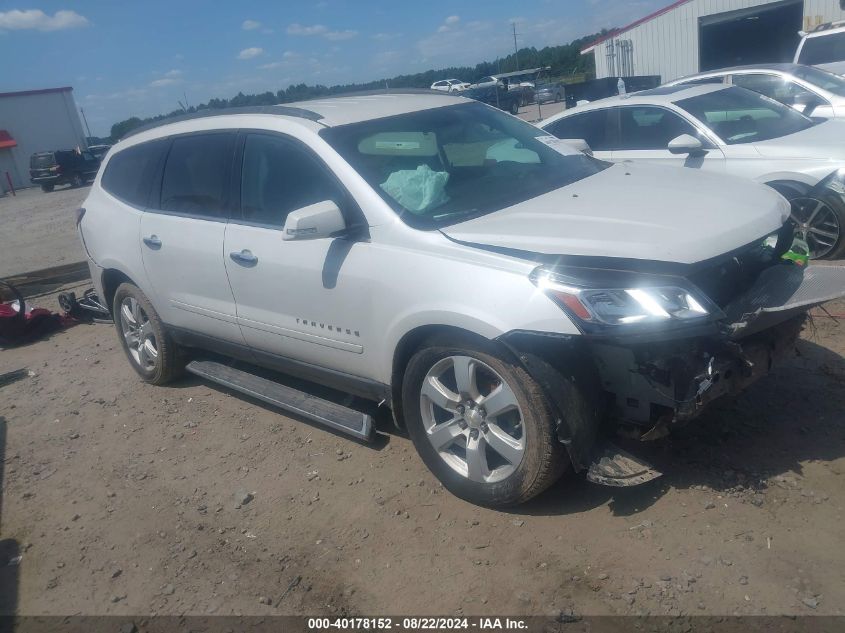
796;21;845;76
430;79;469;93
78;92;845;506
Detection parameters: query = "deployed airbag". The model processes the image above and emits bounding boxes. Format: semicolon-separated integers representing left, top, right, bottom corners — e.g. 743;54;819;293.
380;164;450;214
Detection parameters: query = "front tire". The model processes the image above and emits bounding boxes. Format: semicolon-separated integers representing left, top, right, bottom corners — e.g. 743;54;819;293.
113;283;182;385
402;335;567;507
790;191;845;260
769;181;845;260
70;173;84;188
509;100;520;115
41;184;54;193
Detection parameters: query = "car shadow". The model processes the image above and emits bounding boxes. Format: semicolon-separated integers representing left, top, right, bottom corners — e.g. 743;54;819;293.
0;416;21;617
517;337;845;517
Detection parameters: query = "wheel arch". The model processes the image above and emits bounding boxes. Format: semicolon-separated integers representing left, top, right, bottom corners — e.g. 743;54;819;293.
100;268;138;315
761;173;818;192
389;324;505;430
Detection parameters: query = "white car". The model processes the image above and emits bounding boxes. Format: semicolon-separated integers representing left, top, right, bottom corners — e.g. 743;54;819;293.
795;21;845;76
471;75;501;89
666;64;845;120
79;93;845;506
540;84;845;259
430;79;469;93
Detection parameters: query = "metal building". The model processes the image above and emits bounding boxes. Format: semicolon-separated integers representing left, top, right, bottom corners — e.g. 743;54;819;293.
582;0;845;82
0;87;87;192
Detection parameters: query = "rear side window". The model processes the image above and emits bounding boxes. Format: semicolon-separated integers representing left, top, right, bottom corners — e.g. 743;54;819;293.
544;110;614;151
159;133;235;218
101;141;166;208
30;154;55;169
798;32;845;65
239;133;345;228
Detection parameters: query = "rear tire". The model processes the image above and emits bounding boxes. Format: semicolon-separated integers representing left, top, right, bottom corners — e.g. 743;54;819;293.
41;184;54;193
113;283;183;385
402;335;567;507
509;100;520;115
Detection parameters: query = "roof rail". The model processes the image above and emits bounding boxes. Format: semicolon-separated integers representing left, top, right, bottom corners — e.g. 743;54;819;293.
120;90;453;141
810;19;845;33
121;105;324;141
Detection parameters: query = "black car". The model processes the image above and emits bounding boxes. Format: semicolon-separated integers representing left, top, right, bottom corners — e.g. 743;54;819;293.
87;144;112;160
463;85;522;114
29;150;100;192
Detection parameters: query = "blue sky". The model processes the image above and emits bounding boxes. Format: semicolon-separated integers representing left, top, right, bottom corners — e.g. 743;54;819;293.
0;0;664;136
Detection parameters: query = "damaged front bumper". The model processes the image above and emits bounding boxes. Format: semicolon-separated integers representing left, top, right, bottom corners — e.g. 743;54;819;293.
502;263;845;486
593;264;845;435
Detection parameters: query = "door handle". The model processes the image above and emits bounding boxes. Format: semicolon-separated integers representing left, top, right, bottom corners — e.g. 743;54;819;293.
142;235;162;248
230;249;258;265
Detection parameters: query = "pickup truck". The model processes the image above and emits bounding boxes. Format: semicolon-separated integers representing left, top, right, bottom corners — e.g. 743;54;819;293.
463;85;522;114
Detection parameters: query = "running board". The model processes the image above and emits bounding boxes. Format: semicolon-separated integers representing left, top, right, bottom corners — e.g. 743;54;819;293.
586;442;662;487
186;360;374;442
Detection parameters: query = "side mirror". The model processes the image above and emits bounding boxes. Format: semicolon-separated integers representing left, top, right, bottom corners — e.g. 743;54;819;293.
557;138;593;156
283;200;346;241
668;134;705;155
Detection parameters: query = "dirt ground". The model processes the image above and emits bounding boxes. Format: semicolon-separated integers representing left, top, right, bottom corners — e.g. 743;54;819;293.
1;280;844;618
0;186;89;278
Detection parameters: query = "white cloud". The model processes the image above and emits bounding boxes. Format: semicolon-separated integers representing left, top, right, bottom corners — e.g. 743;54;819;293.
149;78;179;88
241;19;261;30
148;69;183;88
287;23;328;36
372;32;401;41
287;22;357;40
418;19;495;64
445;15;460;25
237;47;263;60
324;29;357;41
0;8;88;31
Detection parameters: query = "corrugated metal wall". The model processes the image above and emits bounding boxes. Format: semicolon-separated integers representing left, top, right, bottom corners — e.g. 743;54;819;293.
0;90;87;190
591;0;845;81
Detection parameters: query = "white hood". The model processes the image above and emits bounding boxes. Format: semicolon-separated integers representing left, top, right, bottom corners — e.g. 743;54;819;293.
441;162;788;265
753;118;845;159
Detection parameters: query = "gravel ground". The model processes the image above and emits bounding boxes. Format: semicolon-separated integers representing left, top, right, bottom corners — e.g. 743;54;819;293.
1;284;844;618
0;186;89;278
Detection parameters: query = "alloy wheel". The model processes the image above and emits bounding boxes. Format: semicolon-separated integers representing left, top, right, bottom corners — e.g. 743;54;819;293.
419;355;525;483
790;196;841;259
119;297;158;371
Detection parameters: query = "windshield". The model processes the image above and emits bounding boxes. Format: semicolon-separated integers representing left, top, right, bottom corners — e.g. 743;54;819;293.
798;32;845;66
320;102;610;229
792;64;845;97
675;87;815;144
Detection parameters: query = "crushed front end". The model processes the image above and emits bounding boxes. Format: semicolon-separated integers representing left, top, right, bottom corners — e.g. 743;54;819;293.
507;225;845;485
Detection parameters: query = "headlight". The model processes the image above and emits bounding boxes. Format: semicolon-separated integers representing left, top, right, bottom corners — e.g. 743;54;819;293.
531;267;716;330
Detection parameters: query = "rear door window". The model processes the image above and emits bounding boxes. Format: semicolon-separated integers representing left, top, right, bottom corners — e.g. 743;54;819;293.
544;110;615;151
101;140;167;208
158;133;236;218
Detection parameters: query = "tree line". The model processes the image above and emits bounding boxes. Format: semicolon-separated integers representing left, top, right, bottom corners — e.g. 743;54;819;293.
109;30;608;141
